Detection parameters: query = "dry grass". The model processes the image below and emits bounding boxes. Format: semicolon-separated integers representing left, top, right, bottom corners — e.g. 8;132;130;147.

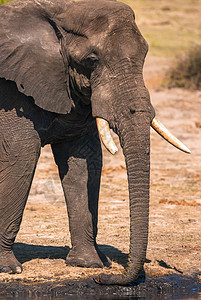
163;45;201;90
122;0;201;56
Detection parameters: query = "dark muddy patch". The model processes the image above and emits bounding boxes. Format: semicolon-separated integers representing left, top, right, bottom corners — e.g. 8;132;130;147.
0;273;200;300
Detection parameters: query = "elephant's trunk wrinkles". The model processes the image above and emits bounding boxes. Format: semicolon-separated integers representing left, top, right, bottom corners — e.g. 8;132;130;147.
95;109;190;286
96;113;151;285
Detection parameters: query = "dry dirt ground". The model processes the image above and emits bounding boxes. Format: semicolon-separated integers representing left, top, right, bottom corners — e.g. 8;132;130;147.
0;56;200;298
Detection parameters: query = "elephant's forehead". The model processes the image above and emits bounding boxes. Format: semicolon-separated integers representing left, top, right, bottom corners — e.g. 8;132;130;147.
87;10;143;50
70;0;135;32
82;6;135;38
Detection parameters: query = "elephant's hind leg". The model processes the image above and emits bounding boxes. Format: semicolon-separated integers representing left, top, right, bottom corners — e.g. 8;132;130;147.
0;109;41;274
52;131;111;268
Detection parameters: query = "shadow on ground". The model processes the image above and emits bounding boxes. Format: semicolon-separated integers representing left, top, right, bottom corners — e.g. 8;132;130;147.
13;243;128;266
14;243;68;263
14;243;185;275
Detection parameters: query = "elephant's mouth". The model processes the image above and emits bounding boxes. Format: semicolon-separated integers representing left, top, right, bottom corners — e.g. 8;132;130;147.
96;117;191;155
69;66;91;105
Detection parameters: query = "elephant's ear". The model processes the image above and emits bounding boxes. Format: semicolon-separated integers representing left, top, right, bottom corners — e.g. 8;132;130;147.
0;1;72;114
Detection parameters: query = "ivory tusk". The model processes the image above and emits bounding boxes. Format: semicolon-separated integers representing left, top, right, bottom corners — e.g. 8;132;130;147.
96;118;118;155
151;117;191;154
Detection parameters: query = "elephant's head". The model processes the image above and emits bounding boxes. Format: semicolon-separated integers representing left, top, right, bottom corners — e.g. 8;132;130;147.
0;0;190;285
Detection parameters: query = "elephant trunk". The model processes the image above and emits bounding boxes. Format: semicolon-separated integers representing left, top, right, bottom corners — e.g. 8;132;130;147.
94;64;190;285
96;111;151;285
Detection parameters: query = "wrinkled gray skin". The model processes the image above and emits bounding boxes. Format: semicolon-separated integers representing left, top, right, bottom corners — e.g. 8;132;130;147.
0;0;155;285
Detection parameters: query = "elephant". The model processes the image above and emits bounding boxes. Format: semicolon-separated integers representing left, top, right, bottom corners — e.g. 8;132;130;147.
0;0;190;285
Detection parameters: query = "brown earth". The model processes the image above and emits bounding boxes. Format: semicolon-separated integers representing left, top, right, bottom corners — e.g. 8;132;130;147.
0;55;200;298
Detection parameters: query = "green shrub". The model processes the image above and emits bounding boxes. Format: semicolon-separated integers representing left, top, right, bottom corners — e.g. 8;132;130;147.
0;0;13;4
165;45;201;90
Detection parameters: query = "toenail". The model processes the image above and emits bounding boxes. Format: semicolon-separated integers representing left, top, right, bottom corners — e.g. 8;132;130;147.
16;266;22;273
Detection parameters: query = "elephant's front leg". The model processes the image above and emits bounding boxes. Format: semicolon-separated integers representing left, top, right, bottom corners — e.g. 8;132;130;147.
51;131;111;268
0;109;41;274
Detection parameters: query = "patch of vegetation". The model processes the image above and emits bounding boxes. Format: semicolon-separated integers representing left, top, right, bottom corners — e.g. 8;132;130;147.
0;0;13;4
164;45;201;90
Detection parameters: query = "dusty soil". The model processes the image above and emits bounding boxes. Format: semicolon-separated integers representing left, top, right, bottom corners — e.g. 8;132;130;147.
0;55;200;298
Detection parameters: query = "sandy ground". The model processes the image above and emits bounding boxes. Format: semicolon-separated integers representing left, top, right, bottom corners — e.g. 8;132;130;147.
0;56;201;297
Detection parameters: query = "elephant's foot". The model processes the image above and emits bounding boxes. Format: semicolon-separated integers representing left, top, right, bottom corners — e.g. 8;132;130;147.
66;245;111;268
0;249;22;274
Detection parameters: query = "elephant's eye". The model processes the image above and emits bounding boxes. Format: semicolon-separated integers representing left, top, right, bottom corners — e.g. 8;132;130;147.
84;53;99;69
